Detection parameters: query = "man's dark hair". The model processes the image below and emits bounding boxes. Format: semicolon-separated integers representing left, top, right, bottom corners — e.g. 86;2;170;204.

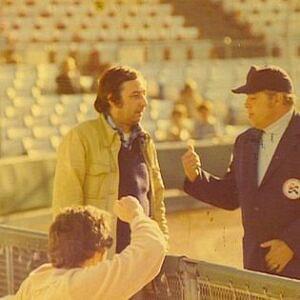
49;206;113;268
94;65;144;114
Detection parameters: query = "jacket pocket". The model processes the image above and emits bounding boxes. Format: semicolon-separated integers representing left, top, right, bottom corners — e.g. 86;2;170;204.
84;163;111;198
88;163;111;175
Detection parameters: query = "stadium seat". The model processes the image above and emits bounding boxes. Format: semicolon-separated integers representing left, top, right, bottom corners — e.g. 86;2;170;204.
50;135;62;150
1;139;26;157
32;126;58;139
31;104;56;117
50;113;77;126
1;116;24;128
12;96;35;109
24;115;50;128
7;127;32;140
59;124;72;136
36;95;60;107
22;136;54;155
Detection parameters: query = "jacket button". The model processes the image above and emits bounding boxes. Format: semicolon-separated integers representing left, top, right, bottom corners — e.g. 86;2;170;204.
254;206;259;211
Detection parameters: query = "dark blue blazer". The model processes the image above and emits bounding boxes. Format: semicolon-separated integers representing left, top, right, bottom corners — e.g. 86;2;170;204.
184;112;300;279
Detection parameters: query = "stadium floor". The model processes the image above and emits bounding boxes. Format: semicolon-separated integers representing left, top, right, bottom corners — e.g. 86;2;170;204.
167;208;243;269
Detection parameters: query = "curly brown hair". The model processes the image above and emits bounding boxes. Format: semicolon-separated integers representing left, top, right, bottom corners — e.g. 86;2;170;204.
94;65;145;114
48;206;113;268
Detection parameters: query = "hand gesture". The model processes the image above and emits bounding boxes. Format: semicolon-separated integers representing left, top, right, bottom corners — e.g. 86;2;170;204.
261;239;294;273
113;196;144;223
181;141;201;182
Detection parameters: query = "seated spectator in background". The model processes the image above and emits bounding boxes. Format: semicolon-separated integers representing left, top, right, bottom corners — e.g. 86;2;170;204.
167;104;192;141
226;104;238;125
0;48;21;64
176;79;203;119
193;102;220;139
56;56;82;94
48;49;57;64
81;50;110;92
81;49;110;77
14;196;167;300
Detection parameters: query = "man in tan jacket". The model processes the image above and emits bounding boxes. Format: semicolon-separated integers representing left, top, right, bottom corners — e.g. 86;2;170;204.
15;197;167;299
53;66;168;255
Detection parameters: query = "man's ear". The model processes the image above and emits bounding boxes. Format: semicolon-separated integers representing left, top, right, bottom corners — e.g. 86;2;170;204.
276;93;285;106
107;93;113;105
109;94;123;108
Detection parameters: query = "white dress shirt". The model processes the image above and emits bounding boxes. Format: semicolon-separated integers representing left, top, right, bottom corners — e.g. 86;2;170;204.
257;109;294;185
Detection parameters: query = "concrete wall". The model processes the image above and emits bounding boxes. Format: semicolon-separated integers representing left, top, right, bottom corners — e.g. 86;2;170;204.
0;141;233;215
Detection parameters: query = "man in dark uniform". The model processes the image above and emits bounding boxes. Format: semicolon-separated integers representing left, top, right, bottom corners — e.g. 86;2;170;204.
182;65;300;279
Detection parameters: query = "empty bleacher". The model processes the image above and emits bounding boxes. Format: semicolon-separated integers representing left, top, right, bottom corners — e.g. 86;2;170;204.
1;0;300;158
2;0;198;45
213;0;300;54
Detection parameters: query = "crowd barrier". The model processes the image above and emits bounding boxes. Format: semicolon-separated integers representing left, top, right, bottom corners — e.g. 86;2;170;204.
0;141;233;215
0;224;48;297
1;224;299;299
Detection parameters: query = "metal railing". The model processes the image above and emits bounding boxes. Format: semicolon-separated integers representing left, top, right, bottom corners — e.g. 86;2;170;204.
0;225;48;296
0;224;299;299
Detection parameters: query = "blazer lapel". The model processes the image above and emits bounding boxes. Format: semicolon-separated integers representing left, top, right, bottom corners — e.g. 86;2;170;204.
259;112;300;188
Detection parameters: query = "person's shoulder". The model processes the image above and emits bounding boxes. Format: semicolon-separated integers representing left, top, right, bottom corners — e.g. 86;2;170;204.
238;127;256;137
59;118;100;145
142;130;155;146
287;111;300;135
234;127;257;145
69;118;100;135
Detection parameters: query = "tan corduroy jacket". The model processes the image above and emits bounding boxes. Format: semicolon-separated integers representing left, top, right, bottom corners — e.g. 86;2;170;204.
52;114;168;254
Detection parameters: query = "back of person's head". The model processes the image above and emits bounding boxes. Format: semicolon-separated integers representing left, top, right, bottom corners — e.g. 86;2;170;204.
94;65;145;114
49;206;113;269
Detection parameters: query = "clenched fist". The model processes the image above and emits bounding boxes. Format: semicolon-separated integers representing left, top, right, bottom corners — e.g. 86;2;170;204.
113;196;144;223
181;142;201;182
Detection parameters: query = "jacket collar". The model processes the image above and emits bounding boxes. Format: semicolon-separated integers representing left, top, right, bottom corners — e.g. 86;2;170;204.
97;113;119;147
284;110;300;136
96;113;149;148
263;108;293;136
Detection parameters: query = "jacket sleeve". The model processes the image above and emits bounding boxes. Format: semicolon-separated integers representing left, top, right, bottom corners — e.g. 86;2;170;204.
184;154;240;211
69;215;168;300
52;129;86;217
149;138;169;240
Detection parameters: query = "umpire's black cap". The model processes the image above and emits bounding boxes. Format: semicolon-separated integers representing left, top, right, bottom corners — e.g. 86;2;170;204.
232;65;294;94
